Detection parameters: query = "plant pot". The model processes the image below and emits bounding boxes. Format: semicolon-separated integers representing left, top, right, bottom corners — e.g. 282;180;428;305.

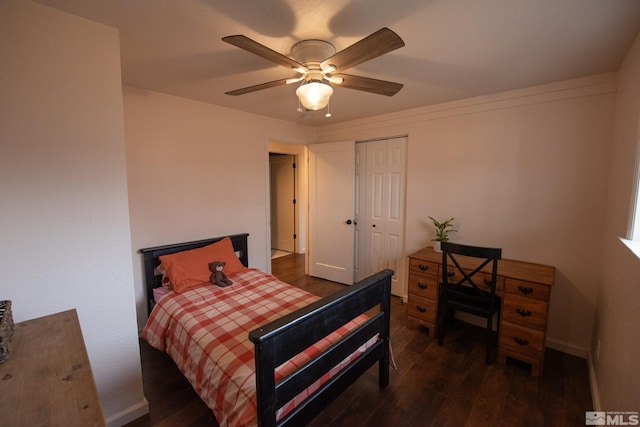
433;241;442;252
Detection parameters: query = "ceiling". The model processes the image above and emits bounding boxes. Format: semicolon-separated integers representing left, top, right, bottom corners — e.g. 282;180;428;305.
36;0;640;127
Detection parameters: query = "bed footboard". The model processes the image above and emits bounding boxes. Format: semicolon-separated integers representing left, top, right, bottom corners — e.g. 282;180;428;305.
249;269;394;427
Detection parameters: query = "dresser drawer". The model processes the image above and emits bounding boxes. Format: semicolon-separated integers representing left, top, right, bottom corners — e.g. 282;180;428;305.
504;278;550;301
502;293;548;330
407;294;437;324
500;321;544;359
409;259;438;277
408;272;438;299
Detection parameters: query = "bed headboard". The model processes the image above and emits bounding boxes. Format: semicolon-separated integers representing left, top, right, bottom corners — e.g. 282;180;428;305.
139;233;249;314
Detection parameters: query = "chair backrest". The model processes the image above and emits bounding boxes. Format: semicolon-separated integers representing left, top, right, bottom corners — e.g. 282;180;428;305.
440;242;502;306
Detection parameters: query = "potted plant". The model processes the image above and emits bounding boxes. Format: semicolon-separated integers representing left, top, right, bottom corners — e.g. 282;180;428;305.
428;216;456;252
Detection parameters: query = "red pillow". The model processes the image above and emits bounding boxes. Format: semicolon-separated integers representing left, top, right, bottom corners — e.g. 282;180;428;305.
159;237;246;293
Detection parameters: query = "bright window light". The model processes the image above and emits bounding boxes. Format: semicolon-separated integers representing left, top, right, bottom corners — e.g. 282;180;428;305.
632;164;640;241
622;132;640;259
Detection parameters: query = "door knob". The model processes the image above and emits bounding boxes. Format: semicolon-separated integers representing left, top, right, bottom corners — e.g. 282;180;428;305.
346;219;352;224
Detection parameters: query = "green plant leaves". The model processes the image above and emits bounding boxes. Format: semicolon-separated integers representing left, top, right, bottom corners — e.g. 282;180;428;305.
428;216;456;241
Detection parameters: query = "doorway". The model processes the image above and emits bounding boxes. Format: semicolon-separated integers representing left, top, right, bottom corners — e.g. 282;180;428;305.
267;140;308;273
269;153;296;258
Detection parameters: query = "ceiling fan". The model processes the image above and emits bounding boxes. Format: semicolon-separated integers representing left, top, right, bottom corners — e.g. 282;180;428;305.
222;28;405;115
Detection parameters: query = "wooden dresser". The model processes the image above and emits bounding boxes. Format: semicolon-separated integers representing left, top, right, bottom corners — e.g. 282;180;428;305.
0;309;105;426
407;246;555;377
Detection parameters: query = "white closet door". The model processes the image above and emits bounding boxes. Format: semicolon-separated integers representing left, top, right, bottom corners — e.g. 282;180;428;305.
354;143;367;282
363;137;407;297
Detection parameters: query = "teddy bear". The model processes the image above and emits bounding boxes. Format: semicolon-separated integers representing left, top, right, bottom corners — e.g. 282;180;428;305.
209;261;233;287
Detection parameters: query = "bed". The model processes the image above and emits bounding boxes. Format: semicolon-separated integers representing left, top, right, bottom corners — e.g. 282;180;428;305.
139;233;393;427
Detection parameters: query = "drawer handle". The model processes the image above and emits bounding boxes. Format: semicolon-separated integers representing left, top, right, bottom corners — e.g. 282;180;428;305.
516;308;532;317
416;305;427;313
418;264;429;271
513;337;529;346
517;286;534;295
418;282;428;290
484;279;494;286
447;271;455;277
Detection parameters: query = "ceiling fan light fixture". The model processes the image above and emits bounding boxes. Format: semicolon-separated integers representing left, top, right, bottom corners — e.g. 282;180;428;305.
296;81;333;111
321;64;337;74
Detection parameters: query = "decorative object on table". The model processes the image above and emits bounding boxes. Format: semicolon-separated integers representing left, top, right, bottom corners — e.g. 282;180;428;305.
0;300;14;363
428;216;456;252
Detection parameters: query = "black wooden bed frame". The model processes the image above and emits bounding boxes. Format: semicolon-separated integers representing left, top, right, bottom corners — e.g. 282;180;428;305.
140;233;393;427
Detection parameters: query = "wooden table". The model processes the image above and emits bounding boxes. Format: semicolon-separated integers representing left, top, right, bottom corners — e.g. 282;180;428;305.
0;309;105;426
407;247;555;377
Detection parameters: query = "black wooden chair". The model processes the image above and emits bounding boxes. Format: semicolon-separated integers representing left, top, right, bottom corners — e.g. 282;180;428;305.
437;242;502;364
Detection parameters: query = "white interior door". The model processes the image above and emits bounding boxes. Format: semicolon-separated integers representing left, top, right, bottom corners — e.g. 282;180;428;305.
354;143;367;282
270;154;295;252
308;141;355;285
363;137;407;297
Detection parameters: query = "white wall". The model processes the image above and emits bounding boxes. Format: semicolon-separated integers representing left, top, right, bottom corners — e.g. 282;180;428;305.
316;74;619;356
592;32;640;410
0;1;146;425
123;87;314;328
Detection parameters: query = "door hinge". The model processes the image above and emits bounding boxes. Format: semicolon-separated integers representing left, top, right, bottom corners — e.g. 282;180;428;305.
293;198;296;204
292;162;296;169
293;233;297;239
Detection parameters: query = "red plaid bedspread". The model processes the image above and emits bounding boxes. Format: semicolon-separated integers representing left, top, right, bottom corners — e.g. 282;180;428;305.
141;268;371;427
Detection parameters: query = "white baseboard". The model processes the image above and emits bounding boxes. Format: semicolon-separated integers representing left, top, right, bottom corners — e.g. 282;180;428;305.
455;312;498;330
105;398;149;427
545;337;588;359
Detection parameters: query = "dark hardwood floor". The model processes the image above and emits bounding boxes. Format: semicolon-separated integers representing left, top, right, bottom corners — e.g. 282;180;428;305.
126;254;593;427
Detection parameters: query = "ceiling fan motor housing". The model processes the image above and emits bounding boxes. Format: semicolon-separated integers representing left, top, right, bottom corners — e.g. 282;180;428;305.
291;39;336;70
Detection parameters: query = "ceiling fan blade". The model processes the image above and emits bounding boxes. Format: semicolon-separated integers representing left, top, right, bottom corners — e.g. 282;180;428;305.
334;73;403;96
225;78;289;96
321;28;404;73
223;35;307;71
